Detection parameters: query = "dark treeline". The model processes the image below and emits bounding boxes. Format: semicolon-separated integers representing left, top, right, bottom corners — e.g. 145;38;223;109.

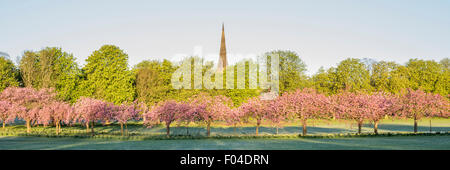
0;45;448;106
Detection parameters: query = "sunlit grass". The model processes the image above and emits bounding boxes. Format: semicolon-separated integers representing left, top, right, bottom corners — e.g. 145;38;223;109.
0;118;448;150
1;118;448;140
0;135;449;150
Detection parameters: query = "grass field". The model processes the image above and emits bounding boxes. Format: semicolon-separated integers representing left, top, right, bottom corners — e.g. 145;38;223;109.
0;135;449;150
3;118;450;136
0;118;449;150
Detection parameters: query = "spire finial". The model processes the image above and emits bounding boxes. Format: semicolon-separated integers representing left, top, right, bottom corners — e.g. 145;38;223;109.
218;23;227;71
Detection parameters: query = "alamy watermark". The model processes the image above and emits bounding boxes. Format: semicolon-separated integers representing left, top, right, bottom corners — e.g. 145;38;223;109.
0;47;281;100
170;46;280;100
0;51;10;59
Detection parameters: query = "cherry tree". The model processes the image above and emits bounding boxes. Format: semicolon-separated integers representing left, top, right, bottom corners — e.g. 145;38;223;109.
331;91;399;134
189;93;233;137
427;94;449;118
265;99;290;134
332;92;369;134
0;100;15;129
113;102;140;136
0;87;55;133
38;101;73;134
240;97;271;135
397;89;449;133
177;102;200;135
279;88;330;135
144;100;191;137
364;92;396;134
74;97;110;135
426;94;450;132
240;97;286;135
64;104;79;127
224;108;244;134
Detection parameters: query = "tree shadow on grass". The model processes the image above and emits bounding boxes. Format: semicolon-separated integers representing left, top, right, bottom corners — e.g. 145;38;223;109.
168;123;450;136
2;133;449;150
158;126;355;136
376;124;450;133
3;121;449;137
12;135;449;150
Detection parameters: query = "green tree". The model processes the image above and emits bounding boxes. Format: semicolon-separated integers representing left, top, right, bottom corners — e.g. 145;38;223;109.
154;56;259;106
388;65;410;94
39;47;80;102
224;59;259;106
80;45;135;104
436;58;449;96
405;59;443;94
19;51;39;88
370;61;399;92
312;67;335;95
18;48;80;102
134;59;176;105
0;56;20;91
263;50;309;93
440;58;449;70
335;58;371;92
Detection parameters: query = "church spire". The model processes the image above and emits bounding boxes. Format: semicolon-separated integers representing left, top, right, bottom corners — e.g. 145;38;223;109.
218;23;227;71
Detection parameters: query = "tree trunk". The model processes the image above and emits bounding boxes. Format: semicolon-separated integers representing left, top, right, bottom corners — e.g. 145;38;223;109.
56;121;60;135
256;122;260;136
2;122;5;129
207;121;211;137
429;119;432;133
166;124;170;137
120;123;124;136
85;122;90;133
357;121;362;134
233;125;236;134
302;119;307;136
26;119;31;133
86;122;90;133
125;123;128;136
276;127;279;135
91;122;95;136
414;118;418;133
374;121;379;134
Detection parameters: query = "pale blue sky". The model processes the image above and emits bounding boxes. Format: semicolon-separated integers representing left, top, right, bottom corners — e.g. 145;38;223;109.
1;0;449;75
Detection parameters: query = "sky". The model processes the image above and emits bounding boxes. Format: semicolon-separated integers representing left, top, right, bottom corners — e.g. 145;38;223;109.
1;0;449;75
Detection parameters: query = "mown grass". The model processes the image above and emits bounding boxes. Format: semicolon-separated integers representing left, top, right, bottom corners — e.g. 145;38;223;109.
0;118;448;150
3;118;450;135
1;118;449;140
0;135;449;150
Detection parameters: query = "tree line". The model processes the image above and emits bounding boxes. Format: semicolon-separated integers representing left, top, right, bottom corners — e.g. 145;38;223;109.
0;87;448;137
1;45;448;106
0;44;448;136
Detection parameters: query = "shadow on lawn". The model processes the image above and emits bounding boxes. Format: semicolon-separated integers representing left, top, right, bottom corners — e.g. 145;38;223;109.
376;124;450;132
139;126;357;136
3;121;449;136
3;135;449;150
163;124;450;136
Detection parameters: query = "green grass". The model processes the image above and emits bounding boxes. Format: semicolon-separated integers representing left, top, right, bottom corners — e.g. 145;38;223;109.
0;118;449;150
0;135;449;150
3;118;450;136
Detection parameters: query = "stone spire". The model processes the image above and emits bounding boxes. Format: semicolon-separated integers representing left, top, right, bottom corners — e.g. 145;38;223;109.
218;23;227;71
